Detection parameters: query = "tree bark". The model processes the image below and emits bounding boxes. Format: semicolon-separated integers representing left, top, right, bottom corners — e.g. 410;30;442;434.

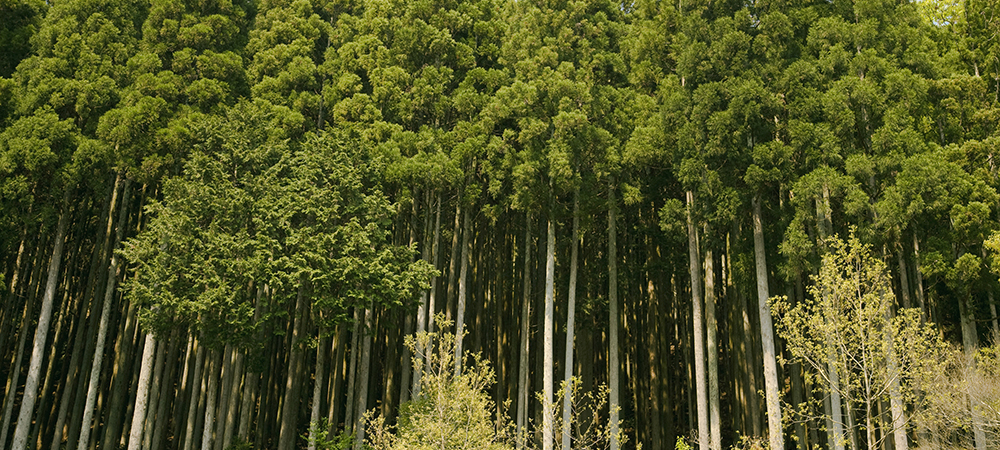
817;185;845;450
609;182;621;450
352;305;374;450
516;213;533;450
542;214;556;450
77;178;130;450
12;191;72;450
278;283;308;450
201;349;221;450
183;341;206;450
126;333;156;450
561;191;580;450
704;244;721;450
308;335;326;450
453;206;472;375
143;333;168;450
752;196;784;450
686;191;709;450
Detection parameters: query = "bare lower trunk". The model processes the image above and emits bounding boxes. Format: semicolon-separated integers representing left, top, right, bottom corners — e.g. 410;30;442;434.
201;349;221;450
453;207;472;375
183;342;206;450
126;333;157;450
12;191;72;450
516;214;533;450
686;191;709;450
818;185;845;450
143;334;168;450
752;196;784;450
912;233;926;322
278;284;308;450
542;216;556;450
704;245;721;450
561;191;580;450
609;182;621;450
308;336;326;450
223;348;243;449
352;305;374;450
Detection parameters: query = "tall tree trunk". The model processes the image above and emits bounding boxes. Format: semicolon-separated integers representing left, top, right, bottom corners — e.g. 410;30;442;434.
414;193;442;397
911;232;926;323
308;335;326;450
352;305;374;450
78;178;130;450
0;238;41;450
143;334;168;450
516;213;533;450
278;283;308;450
817;185;845;450
201;349;221;450
126;333;156;450
454;206;472;375
561;191;580;450
153;333;182;450
609;182;621;450
542;214;556;450
704;244;721;450
222;347;242;450
183;341;205;450
344;309;361;429
686;191;709;450
327;325;346;430
752;196;784;450
12;191;72;450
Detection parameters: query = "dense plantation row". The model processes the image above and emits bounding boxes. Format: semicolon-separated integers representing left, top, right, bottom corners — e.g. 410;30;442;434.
1;0;999;449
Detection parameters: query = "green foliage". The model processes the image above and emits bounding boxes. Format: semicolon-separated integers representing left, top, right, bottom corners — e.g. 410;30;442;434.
121;100;433;342
773;230;952;447
306;420;354;450
365;314;513;450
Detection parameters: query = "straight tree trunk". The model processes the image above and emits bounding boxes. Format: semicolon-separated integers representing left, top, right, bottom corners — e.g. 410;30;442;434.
686;191;709;450
214;346;233;450
911;233;926;322
183;342;206;450
516;213;533;450
327;325;346;429
752;196;784;450
414;193;442;397
143;334;168;450
308;335;326;450
542;215;556;450
704;245;721;450
344;309;361;429
153;333;183;450
126;333;156;450
76;174;129;450
278;284;308;450
12;191;72;450
454;207;472;375
0;241;40;450
352;305;374;450
817;186;845;450
609;183;621;450
561;191;580;450
201;349;221;450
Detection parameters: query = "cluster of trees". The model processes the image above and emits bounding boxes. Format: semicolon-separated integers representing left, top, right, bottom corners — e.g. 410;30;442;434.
1;0;999;448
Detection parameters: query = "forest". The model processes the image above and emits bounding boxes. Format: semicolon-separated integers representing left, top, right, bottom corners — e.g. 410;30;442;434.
1;0;1000;448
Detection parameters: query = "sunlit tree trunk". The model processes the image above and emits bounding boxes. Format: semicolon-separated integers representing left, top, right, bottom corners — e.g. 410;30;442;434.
542;213;556;450
516;213;533;450
609;182;621;450
352;305;374;450
454;207;472;374
278;284;308;450
12;191;72;450
704;244;720;450
686;191;709;450
126;333;156;450
752;196;783;450
561;190;580;450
